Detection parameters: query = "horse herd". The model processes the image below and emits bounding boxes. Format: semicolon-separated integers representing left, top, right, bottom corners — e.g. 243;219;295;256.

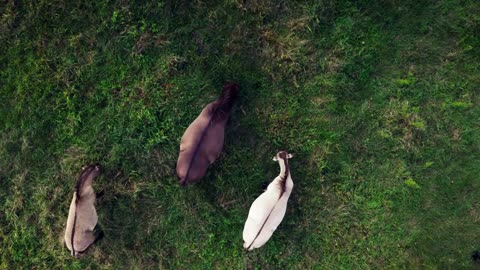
64;83;294;257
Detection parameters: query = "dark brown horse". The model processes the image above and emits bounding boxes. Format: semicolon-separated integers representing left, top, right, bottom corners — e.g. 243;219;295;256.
176;83;240;185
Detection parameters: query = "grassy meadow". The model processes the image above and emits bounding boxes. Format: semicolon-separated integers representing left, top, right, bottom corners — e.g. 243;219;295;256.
1;0;480;269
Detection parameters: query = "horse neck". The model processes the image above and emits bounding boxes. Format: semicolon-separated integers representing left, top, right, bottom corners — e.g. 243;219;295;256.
278;158;289;179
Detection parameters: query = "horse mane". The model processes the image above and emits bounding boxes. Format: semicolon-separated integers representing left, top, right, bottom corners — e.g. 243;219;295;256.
277;151;290;196
75;164;99;199
209;82;239;122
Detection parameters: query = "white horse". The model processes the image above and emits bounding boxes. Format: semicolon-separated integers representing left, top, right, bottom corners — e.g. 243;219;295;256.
243;151;293;251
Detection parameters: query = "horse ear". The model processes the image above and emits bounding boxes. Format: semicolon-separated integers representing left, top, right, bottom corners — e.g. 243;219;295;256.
272;156;278;161
287;154;293;159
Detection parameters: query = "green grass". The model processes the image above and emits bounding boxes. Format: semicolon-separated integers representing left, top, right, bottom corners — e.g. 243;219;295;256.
1;0;480;269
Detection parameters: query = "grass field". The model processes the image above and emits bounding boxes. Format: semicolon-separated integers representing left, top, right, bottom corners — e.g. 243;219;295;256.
1;0;480;269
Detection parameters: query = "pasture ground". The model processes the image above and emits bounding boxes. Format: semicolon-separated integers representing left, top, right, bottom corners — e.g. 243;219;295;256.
1;0;479;269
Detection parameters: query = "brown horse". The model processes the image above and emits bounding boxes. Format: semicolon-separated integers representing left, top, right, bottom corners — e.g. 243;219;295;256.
176;83;239;185
64;164;102;257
